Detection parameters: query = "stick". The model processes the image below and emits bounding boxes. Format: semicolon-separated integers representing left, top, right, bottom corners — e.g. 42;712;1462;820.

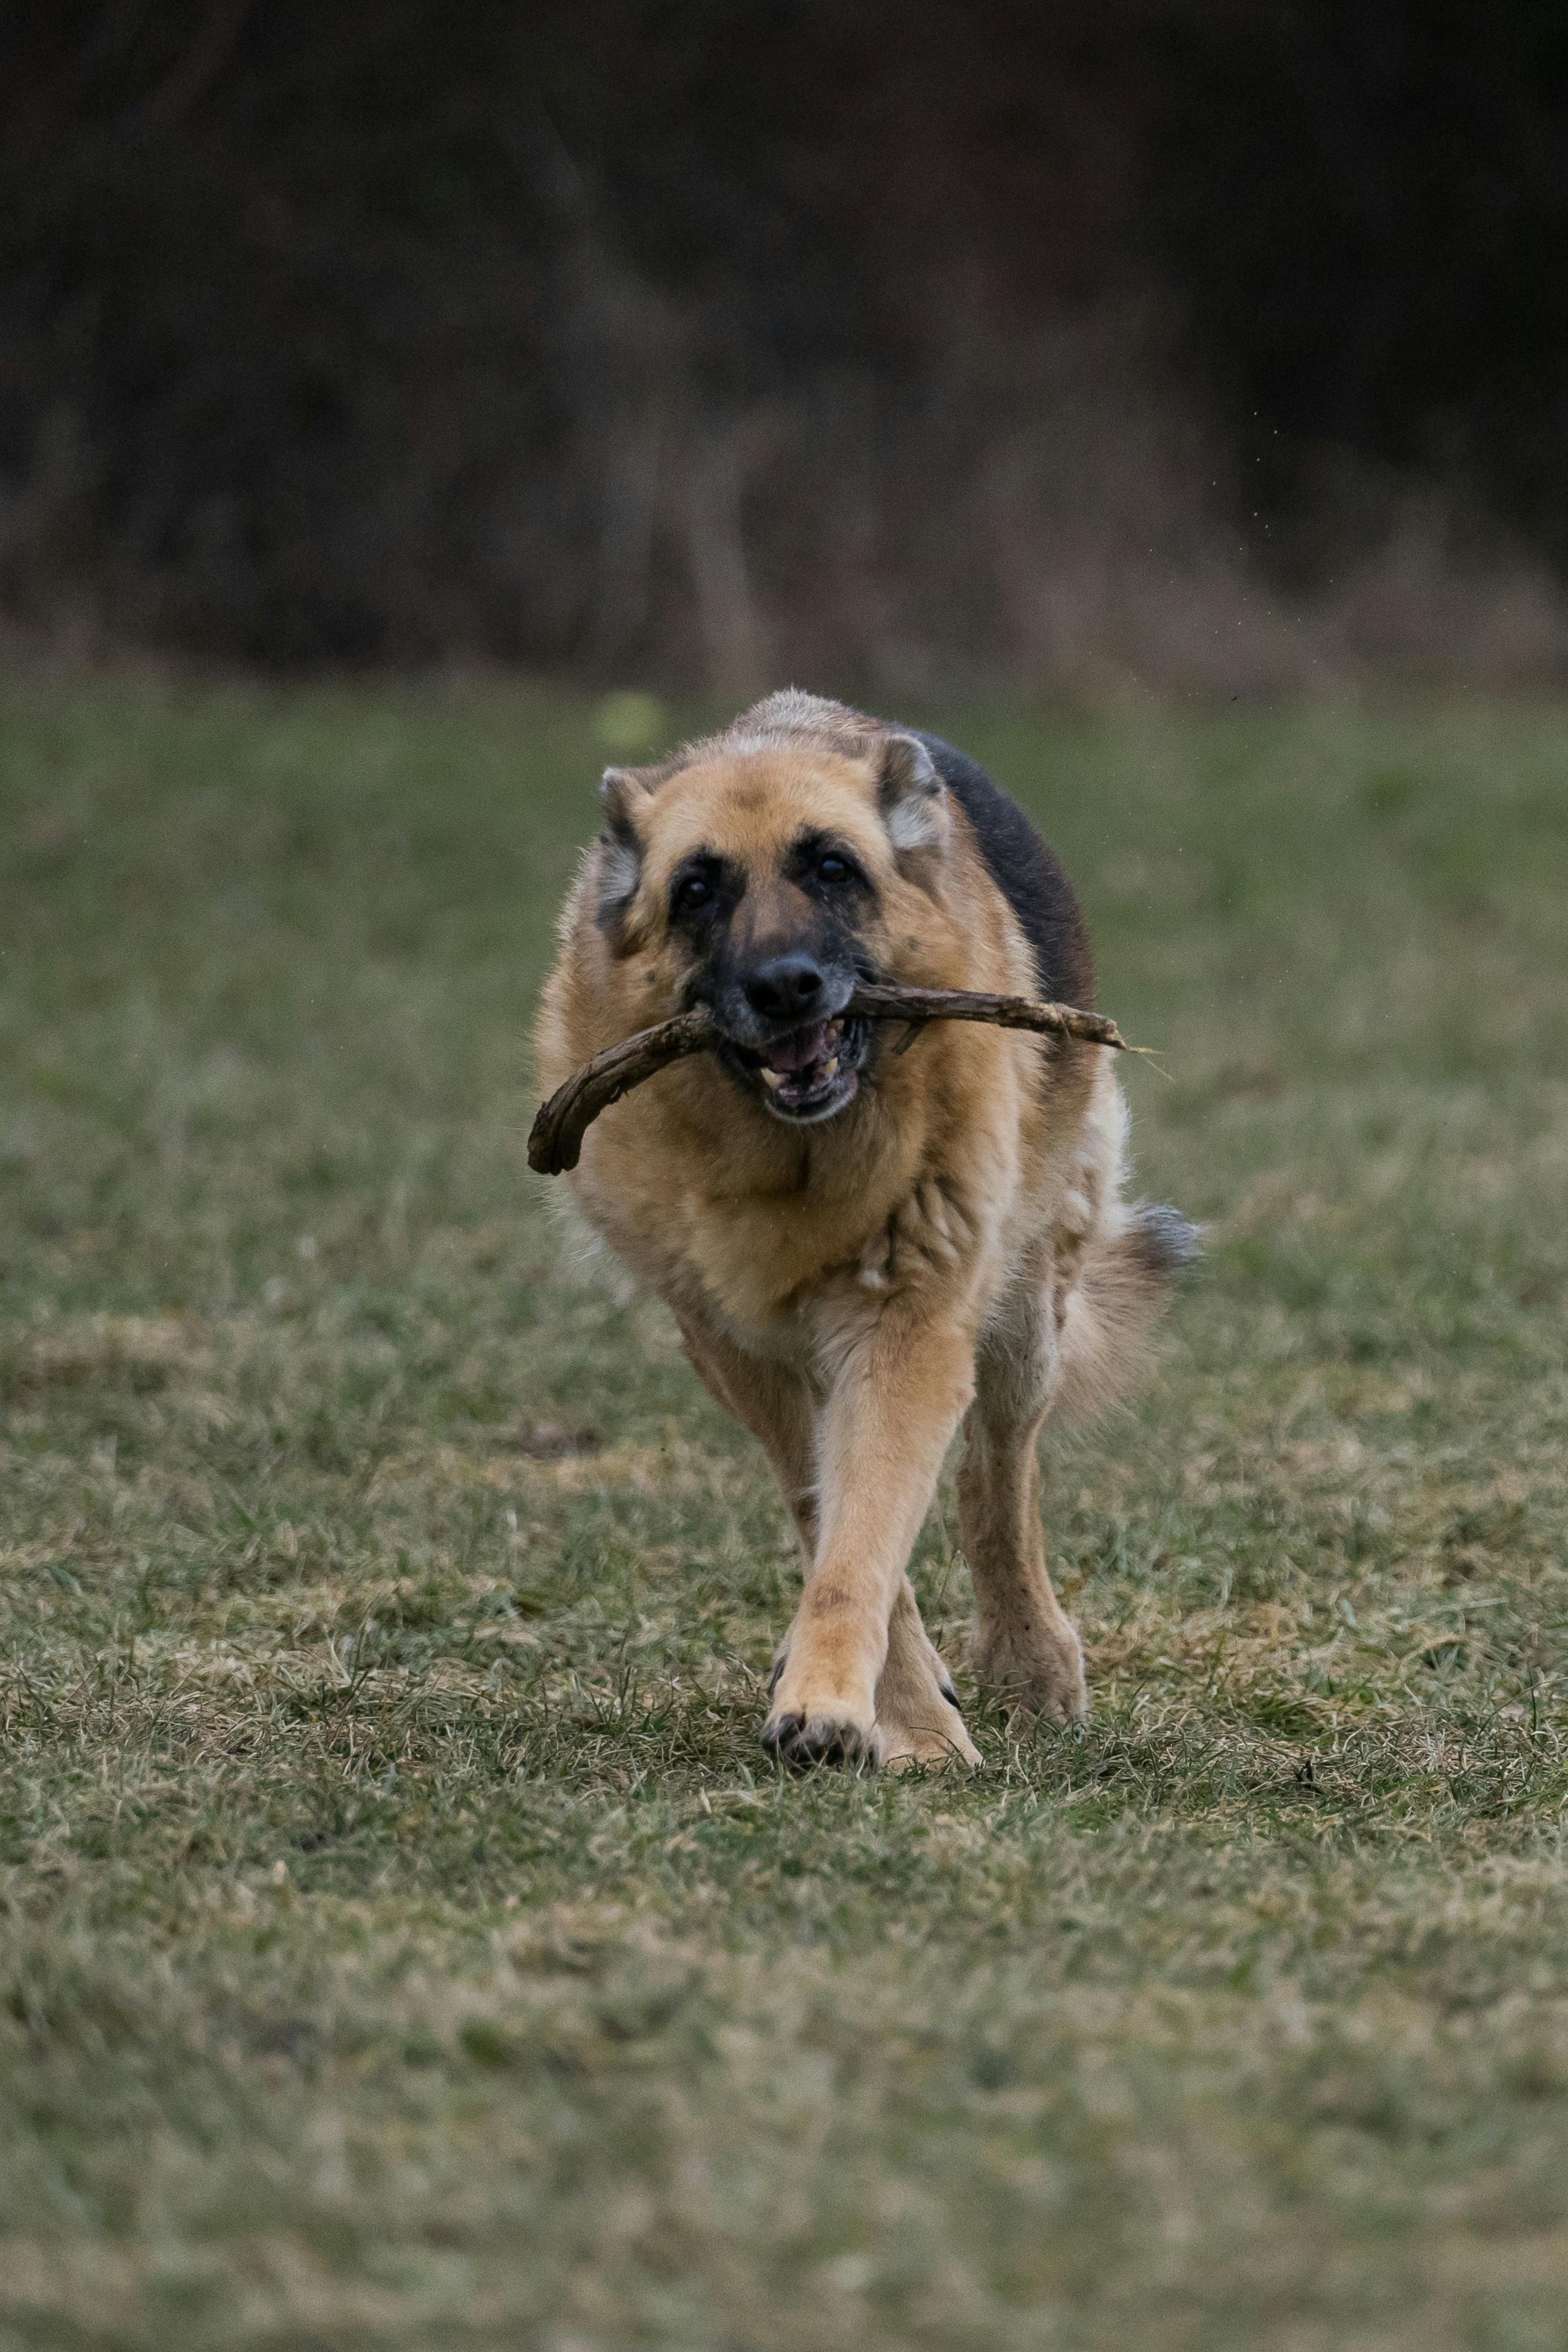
528;984;1139;1175
846;983;1131;1054
527;1006;720;1175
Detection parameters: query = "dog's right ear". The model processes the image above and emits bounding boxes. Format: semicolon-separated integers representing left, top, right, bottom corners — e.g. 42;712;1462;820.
595;765;659;938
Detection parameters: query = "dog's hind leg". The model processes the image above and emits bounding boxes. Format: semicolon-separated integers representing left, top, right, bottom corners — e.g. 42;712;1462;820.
958;1264;1087;1724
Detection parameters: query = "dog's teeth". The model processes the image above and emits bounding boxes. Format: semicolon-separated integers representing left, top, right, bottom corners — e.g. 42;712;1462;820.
820;1057;838;1078
760;1067;785;1089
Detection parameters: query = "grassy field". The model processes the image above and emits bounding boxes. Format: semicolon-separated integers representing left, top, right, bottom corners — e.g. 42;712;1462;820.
1;676;1565;2351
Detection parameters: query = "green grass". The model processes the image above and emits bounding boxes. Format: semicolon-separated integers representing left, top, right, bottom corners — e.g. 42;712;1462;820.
1;674;1566;2351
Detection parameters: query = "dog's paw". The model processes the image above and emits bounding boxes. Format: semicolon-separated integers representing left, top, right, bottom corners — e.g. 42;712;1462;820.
761;1705;879;1772
763;1642;881;1770
878;1711;982;1771
974;1624;1087;1725
875;1672;982;1771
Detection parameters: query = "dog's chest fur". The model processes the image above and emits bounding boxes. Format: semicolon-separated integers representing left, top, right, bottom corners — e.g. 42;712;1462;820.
570;1016;1097;1357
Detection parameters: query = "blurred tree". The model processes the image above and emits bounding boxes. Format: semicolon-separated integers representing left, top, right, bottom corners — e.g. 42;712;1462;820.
1;0;1564;683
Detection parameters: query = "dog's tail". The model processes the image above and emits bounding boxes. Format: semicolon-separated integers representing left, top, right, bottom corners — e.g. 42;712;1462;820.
1053;1197;1201;1425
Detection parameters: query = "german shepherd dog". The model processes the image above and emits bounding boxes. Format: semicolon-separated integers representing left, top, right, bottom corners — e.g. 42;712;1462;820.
537;692;1194;1769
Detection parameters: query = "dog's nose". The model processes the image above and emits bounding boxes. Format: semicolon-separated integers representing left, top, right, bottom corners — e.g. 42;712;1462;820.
743;953;825;1023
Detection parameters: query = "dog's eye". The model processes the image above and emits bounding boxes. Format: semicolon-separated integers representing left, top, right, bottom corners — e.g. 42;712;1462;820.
674;874;712;912
817;854;850;884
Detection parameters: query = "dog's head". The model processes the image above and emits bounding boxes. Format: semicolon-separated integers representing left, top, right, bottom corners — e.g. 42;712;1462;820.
592;729;948;1124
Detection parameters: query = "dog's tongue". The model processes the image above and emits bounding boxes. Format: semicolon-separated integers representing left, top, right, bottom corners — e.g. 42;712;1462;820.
763;1020;833;1074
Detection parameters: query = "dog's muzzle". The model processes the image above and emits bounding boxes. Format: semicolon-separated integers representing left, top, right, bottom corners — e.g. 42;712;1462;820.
718;1011;870;1124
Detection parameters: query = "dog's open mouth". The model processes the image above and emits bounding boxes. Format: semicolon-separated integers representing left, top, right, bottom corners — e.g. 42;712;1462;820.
726;1015;867;1123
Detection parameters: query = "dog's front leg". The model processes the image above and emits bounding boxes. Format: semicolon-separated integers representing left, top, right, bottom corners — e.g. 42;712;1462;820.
763;1307;976;1769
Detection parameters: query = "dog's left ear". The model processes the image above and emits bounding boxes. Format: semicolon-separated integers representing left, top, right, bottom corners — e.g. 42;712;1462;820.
595;764;663;937
877;733;949;855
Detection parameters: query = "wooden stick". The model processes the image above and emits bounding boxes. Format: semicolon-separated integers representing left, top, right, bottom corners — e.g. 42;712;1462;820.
846;983;1131;1054
528;984;1137;1175
527;1006;720;1175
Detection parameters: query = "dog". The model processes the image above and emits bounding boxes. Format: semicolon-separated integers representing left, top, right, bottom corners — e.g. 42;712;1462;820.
536;691;1194;1768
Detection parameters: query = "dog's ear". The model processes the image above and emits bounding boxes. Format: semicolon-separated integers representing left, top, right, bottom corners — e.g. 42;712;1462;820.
595;765;660;933
600;763;662;833
877;733;949;856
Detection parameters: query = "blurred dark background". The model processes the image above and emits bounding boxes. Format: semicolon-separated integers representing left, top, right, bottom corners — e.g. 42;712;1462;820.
5;0;1567;694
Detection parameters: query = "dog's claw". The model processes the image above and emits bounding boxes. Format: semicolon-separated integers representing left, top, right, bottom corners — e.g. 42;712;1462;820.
761;1712;878;1772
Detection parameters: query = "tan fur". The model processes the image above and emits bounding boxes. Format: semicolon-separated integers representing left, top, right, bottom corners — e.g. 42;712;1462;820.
536;692;1182;1769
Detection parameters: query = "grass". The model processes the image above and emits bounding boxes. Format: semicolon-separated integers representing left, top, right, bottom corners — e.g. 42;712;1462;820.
1;673;1566;2351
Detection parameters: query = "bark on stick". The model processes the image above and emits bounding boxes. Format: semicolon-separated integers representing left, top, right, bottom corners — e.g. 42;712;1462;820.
528;984;1137;1175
